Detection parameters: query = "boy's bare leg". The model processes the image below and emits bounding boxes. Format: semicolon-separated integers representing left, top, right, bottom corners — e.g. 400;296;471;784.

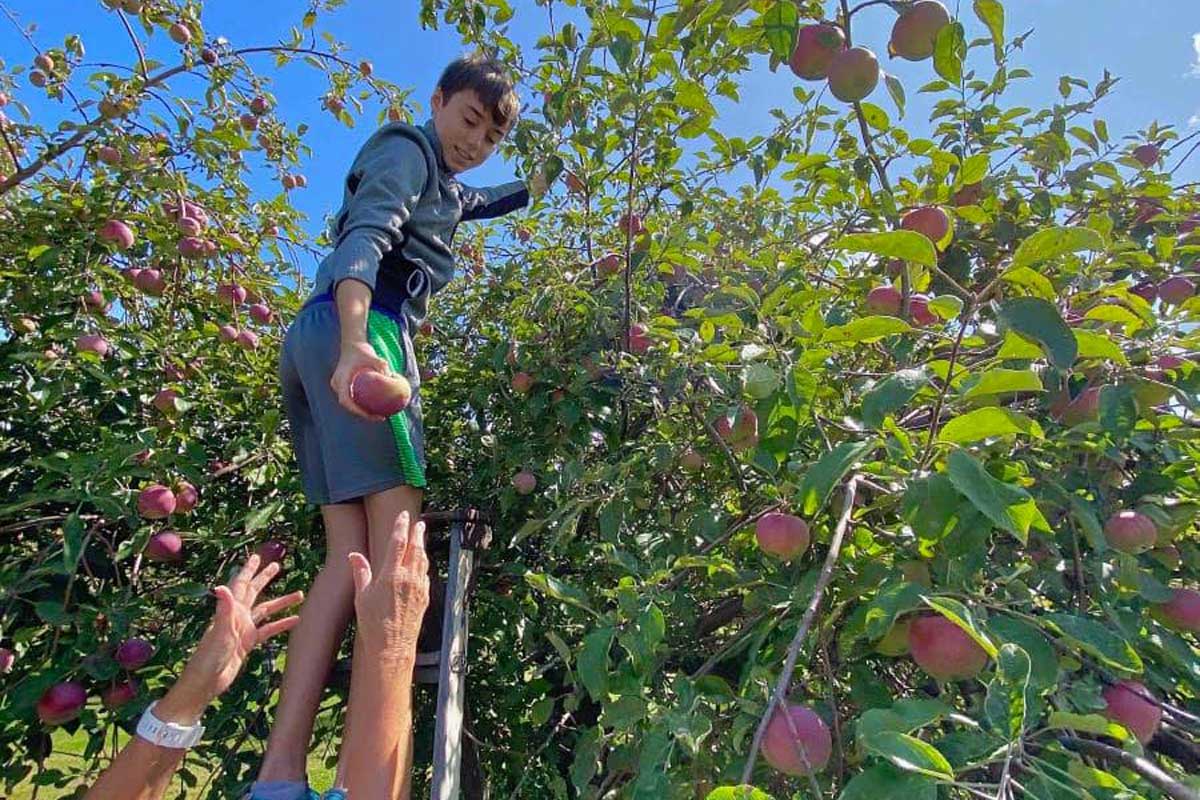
257;502;368;783
333;484;424;794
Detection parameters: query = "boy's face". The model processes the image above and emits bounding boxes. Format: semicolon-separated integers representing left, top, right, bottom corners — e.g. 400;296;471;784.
430;87;513;175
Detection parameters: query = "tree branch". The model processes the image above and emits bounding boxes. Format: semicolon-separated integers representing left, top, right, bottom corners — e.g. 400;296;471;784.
740;474;861;785
1059;737;1198;800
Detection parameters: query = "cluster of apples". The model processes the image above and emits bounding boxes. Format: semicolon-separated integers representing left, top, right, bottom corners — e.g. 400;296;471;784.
135;481;199;563
788;1;951;103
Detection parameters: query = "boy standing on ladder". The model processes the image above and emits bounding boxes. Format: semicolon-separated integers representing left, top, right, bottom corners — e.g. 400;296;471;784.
252;53;543;800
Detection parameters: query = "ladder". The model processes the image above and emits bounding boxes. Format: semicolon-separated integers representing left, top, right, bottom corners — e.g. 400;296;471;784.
417;509;492;800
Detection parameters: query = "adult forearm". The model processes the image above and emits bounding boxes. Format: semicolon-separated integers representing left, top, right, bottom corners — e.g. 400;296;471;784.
343;653;417;800
83;680;210;800
335;277;373;346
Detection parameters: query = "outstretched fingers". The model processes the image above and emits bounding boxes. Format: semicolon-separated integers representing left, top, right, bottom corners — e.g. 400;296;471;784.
256;615;301;644
252;589;304;624
228;554;262;602
246;559;282;603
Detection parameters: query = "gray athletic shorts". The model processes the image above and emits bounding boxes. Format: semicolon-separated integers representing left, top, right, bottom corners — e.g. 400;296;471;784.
279;298;427;506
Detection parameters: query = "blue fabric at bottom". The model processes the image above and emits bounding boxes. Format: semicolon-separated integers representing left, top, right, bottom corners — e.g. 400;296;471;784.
247;780;314;800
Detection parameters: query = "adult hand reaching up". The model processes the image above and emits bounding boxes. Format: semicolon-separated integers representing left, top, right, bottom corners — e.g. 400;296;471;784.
84;555;303;800
348;510;431;659
161;555;305;720
342;510;432;800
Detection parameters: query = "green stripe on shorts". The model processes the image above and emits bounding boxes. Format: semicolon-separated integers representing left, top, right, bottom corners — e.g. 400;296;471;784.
366;310;427;488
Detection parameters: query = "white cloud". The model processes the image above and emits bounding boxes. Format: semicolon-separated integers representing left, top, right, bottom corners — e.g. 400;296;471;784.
1191;33;1200;77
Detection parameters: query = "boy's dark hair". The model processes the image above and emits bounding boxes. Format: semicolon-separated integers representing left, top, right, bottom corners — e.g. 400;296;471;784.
437;52;520;128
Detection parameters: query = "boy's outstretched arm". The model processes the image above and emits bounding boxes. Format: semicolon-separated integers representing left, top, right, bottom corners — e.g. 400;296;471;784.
459;178;531;221
83;557;302;800
326;132;429;419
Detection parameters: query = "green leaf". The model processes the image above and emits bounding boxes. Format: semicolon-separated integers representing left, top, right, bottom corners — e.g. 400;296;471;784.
577;627;613;701
705;788;774;800
863;369;928;428
1099;385;1137;442
1043;613;1143;674
962;369;1045;400
62;513;85;574
857;698;951;742
1074;330;1127;364
974;0;1006;63
1046;712;1129;740
984;644;1032;738
997;297;1077;368
960;153;990;185
1000;266;1055;300
795;441;873;515
244;499;284;535
570;726;601;791
885;73;906;119
838;764;937;800
864;731;954;780
761;2;799;62
832;231;937;266
938;407;1044;444
995;331;1044;360
923;596;999;658
987;615;1059;691
525;571;599;617
928;295;963;320
822;316;913;345
933;22;966;85
946;450;1049;544
1011;226;1106;269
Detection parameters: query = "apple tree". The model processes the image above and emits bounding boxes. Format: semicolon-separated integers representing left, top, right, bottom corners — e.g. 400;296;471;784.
2;0;1200;798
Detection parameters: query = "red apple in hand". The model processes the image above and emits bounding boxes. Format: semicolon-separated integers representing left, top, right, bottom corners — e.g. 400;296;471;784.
351;370;412;416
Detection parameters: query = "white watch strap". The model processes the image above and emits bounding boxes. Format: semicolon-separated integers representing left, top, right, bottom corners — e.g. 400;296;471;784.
136;701;205;749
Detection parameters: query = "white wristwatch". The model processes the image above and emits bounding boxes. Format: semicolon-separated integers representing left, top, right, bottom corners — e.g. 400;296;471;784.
136;702;206;749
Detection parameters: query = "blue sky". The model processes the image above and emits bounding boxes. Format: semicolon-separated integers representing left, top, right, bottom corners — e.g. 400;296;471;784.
3;1;1198;277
